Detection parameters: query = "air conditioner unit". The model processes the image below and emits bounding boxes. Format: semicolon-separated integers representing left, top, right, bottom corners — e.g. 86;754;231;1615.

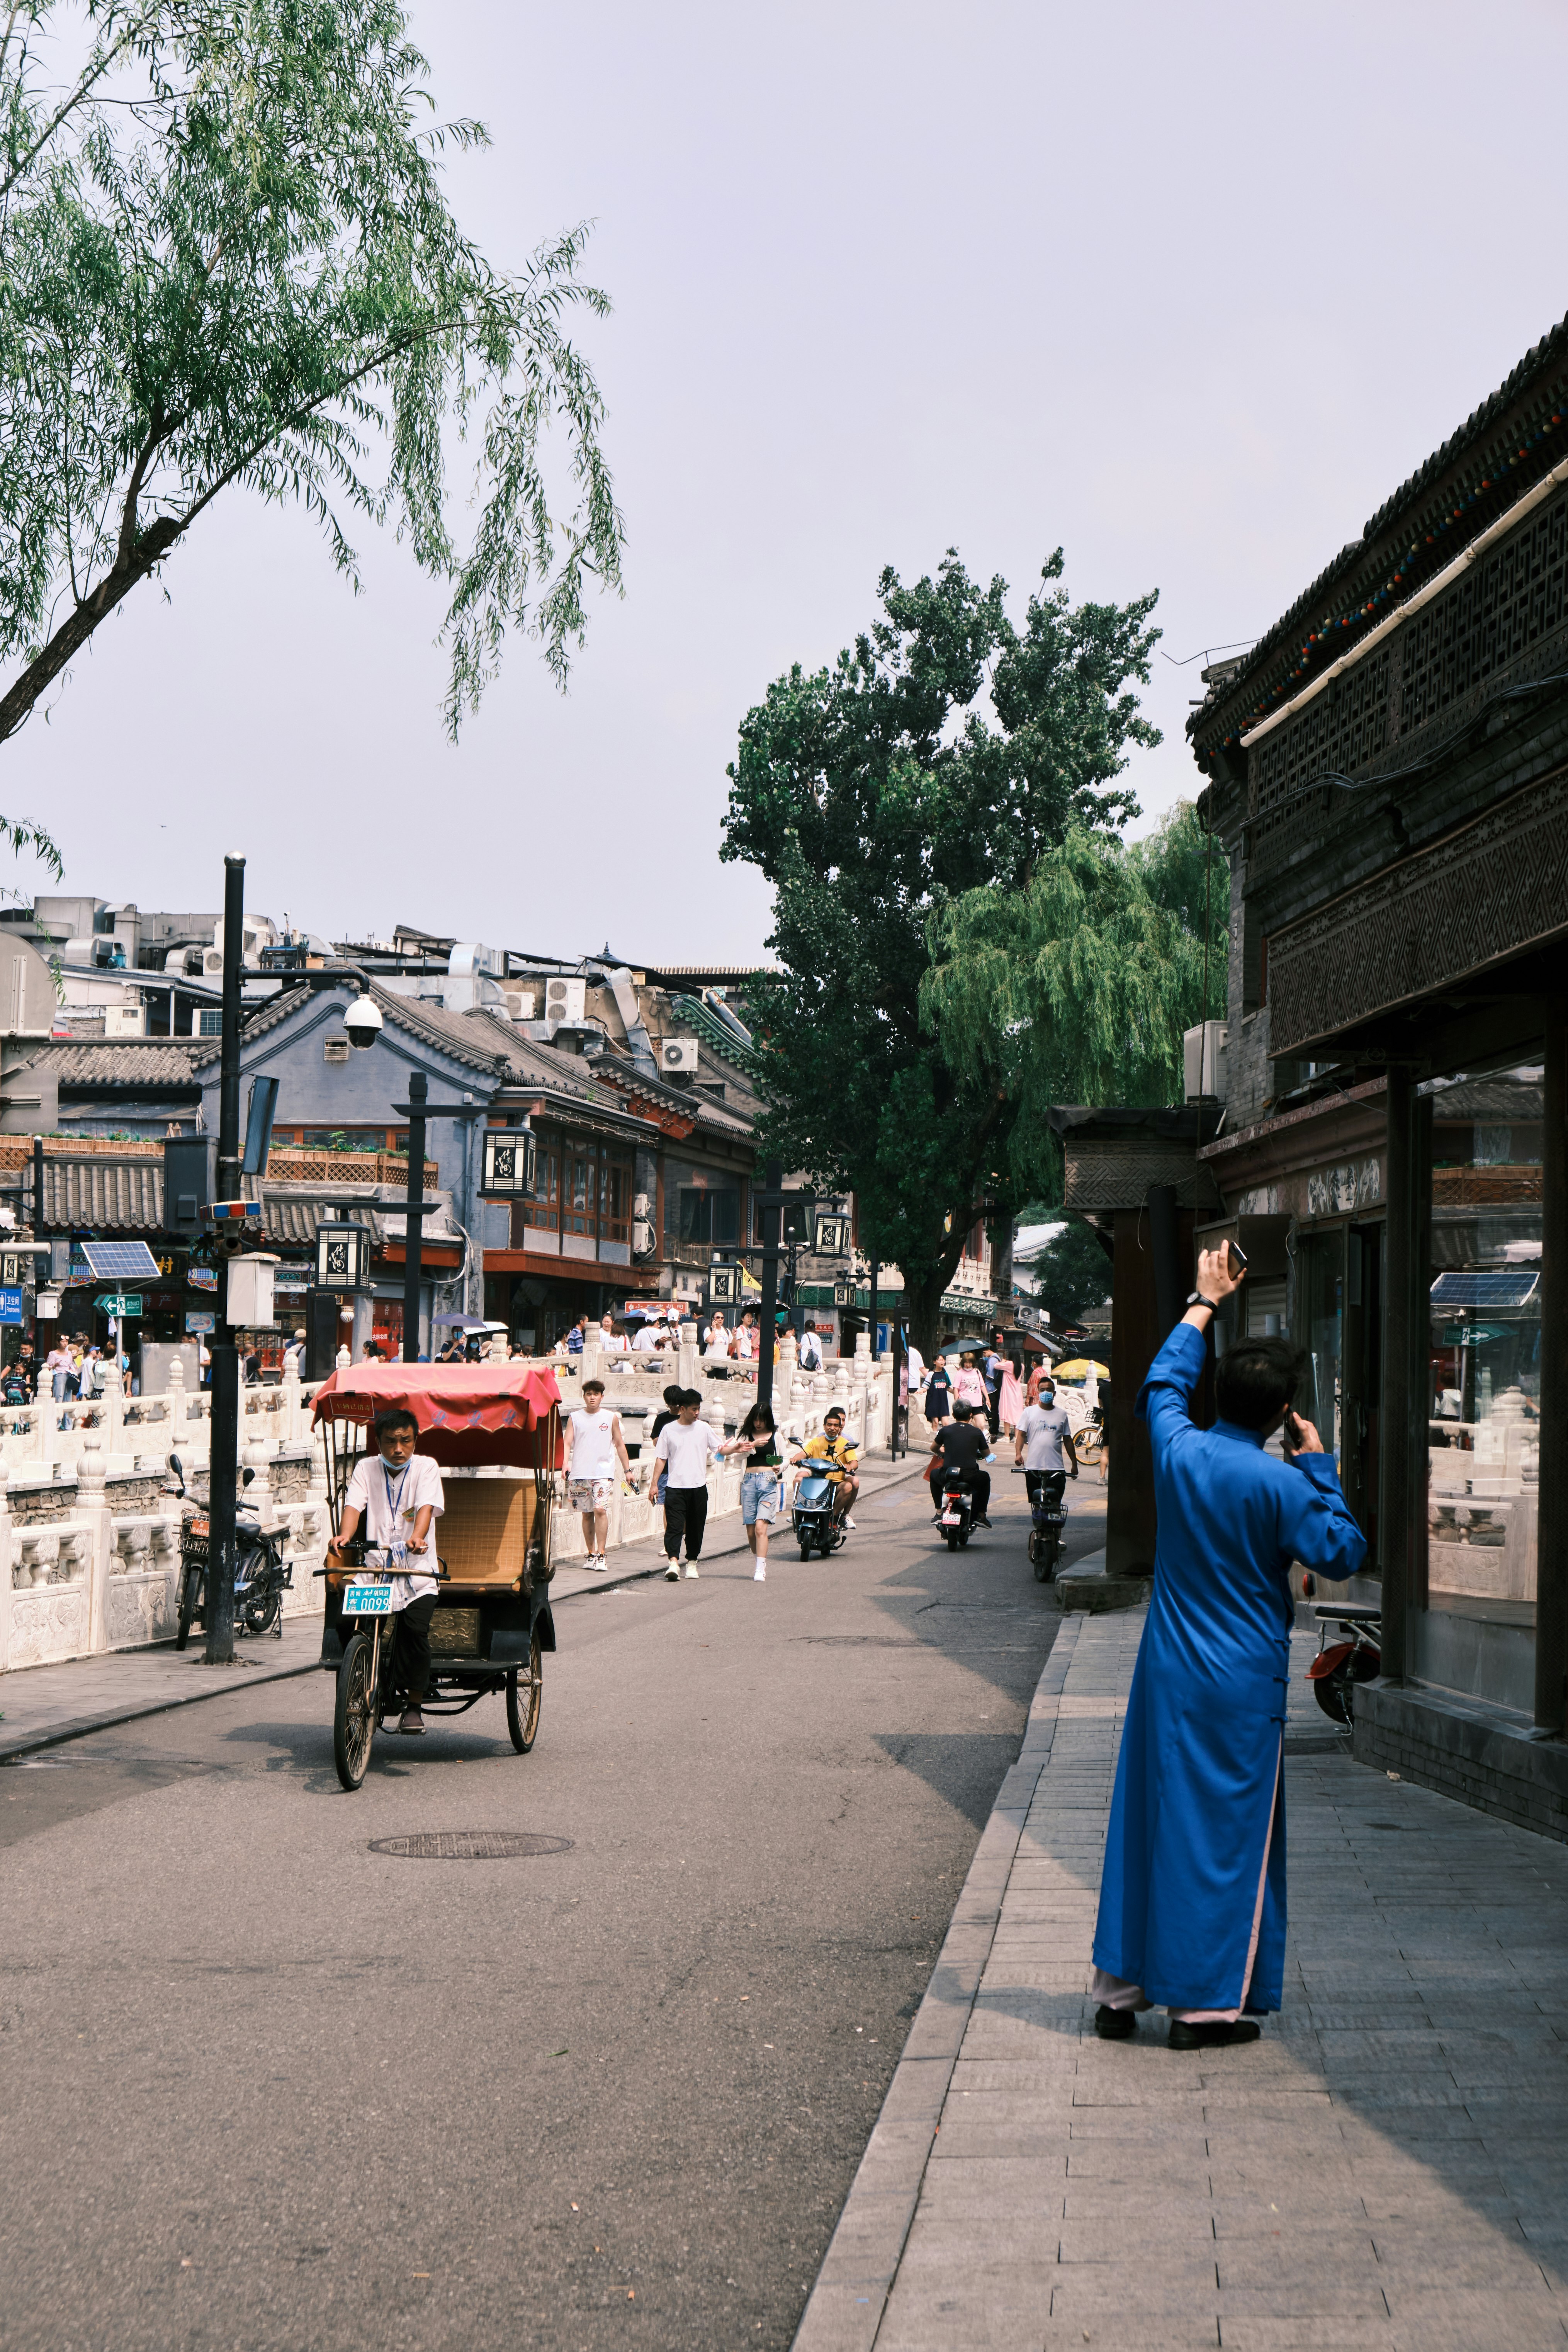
104;1003;147;1038
544;977;585;1025
661;1037;699;1073
631;1218;654;1256
504;990;536;1021
204;947;224;977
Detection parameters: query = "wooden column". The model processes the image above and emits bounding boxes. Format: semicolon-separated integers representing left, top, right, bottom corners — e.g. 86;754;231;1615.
1535;1001;1568;1735
1379;1069;1415;1683
1104;1200;1197;1575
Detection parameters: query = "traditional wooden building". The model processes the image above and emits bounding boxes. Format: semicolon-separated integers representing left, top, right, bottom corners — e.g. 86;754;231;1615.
1180;316;1568;1835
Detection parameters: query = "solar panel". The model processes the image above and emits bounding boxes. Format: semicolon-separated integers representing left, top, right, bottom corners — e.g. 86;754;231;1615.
1429;1269;1539;1310
80;1239;161;1282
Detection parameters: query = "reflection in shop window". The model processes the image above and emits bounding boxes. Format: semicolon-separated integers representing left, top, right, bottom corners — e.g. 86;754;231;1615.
1425;1064;1543;1630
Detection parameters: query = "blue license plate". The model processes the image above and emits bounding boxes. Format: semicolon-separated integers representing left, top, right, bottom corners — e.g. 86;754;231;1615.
344;1580;393;1616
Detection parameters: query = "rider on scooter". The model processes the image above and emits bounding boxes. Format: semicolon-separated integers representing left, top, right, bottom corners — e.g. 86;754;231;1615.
793;1406;860;1530
1013;1377;1079;1514
928;1400;992;1526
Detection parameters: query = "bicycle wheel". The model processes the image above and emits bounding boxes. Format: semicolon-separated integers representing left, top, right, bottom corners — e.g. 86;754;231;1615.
242;1585;282;1638
506;1632;544;1753
175;1565;200;1650
1031;1530;1051;1582
334;1632;378;1790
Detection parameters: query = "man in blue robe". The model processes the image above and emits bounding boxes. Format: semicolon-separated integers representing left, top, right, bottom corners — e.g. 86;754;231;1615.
1091;1248;1366;2049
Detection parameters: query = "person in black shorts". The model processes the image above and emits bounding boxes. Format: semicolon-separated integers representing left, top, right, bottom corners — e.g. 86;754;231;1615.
928;1400;993;1527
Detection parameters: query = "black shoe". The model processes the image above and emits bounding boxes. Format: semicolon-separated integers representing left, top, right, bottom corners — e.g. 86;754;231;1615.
1168;2017;1262;2050
1094;2004;1136;2039
977;1517;992;1528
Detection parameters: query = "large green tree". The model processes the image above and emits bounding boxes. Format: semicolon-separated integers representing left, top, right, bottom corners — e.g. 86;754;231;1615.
0;0;623;788
721;549;1162;1352
920;800;1227;1211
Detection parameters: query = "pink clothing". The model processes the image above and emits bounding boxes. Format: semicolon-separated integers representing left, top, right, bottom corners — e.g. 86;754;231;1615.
952;1367;988;1410
998;1367;1025;1427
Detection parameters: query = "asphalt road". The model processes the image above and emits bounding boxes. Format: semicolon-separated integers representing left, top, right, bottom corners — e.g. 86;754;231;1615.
1;1467;1104;2352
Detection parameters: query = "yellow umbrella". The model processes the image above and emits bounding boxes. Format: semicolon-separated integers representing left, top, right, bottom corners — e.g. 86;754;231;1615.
1051;1358;1108;1380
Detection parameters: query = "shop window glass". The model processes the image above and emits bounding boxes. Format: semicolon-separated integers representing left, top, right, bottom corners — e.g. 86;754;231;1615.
602;1159;634;1248
1425;1064;1543;1630
564;1141;597;1238
666;1163;739;1246
1297;1232;1344;1467
515;1134;559;1233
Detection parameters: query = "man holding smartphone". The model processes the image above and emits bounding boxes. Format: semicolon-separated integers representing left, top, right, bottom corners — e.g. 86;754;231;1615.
1089;1246;1365;2050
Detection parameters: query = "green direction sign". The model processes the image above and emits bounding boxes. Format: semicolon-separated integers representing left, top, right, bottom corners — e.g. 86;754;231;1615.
96;1292;144;1316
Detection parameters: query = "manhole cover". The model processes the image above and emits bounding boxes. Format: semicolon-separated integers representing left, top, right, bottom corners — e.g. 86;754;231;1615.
369;1831;573;1861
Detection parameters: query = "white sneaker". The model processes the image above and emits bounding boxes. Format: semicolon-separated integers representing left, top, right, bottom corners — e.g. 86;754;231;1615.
754;1563;766;1580
685;1563;699;1579
842;1516;856;1530
590;1555;608;1573
664;1563;680;1581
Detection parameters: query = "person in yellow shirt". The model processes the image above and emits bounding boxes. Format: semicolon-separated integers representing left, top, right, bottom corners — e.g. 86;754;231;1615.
793;1406;860;1530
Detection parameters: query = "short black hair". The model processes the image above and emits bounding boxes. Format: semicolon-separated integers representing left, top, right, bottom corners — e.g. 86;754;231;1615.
679;1387;704;1409
663;1382;685;1407
953;1399;975;1419
372;1407;418;1442
823;1405;845;1425
581;1377;605;1396
1214;1338;1307;1431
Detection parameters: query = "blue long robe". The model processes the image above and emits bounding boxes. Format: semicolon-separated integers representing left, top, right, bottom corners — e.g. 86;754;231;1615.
1091;1321;1367;2012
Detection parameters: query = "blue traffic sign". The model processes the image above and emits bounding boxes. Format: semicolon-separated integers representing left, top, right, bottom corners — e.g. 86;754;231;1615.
0;1288;24;1324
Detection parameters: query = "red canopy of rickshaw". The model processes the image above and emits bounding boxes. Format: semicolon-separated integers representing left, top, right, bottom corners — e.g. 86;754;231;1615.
310;1360;564;1467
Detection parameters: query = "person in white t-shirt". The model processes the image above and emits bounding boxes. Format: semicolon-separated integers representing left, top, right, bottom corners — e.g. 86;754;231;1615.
732;1309;757;1360
632;1318;660;1353
652;1389;725;1579
563;1377;632;1571
599;1312;628;1354
327;1407;445;1735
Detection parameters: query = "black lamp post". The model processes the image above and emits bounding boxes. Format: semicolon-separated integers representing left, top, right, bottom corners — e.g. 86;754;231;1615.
389;1074;489;1362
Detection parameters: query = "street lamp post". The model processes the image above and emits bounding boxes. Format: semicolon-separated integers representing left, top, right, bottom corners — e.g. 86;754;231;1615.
389;1075;487;1362
205;854;245;1665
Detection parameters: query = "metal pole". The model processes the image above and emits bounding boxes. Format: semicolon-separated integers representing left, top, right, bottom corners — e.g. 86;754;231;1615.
756;1157;783;1412
1534;1001;1567;1733
403;1072;428;1363
32;1133;43;1234
205;855;245;1666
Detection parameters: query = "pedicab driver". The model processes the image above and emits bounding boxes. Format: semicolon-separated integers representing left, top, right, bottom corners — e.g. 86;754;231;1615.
1090;1248;1365;2048
326;1407;444;1737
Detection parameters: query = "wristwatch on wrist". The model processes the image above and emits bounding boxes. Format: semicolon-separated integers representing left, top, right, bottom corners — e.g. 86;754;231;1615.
1185;1290;1218;1310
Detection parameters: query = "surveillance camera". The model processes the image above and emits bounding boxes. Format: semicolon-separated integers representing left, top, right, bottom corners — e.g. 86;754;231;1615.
343;996;383;1049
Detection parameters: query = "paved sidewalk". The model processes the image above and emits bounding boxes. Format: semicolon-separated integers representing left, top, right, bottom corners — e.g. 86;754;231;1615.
0;1451;931;1761
797;1605;1568;2352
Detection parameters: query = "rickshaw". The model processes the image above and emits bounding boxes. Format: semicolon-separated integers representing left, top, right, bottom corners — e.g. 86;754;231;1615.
311;1360;562;1791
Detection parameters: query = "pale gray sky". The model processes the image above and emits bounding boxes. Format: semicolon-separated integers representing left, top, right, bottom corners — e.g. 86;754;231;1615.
9;0;1567;960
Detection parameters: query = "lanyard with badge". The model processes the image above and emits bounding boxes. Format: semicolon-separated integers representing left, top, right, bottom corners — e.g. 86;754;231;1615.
381;1459;412;1569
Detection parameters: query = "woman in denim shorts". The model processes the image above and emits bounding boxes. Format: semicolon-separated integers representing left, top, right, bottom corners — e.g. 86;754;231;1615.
733;1400;783;1582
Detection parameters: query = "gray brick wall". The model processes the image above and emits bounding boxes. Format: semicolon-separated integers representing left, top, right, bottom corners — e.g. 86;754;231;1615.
1352;1695;1568;1845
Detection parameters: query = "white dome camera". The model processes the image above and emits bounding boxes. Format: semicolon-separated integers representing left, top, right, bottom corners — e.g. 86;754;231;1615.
343;994;383;1049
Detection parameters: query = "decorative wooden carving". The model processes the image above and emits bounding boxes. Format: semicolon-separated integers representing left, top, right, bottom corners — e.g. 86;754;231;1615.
1269;768;1568;1055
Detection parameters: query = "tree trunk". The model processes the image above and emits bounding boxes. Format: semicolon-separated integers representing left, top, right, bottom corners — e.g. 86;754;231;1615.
906;1267;948;1360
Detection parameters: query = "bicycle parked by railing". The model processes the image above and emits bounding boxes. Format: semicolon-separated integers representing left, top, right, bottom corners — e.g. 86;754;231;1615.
167;1452;294;1647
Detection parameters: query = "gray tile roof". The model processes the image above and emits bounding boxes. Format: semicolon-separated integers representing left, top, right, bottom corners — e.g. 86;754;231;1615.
20;1042;201;1086
41;1159;165;1232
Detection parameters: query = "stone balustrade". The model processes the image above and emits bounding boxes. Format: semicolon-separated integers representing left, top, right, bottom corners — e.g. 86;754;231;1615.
0;1327;898;1672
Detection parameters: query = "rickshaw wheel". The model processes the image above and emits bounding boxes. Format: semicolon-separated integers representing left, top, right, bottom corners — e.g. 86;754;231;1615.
506;1633;544;1753
334;1633;378;1790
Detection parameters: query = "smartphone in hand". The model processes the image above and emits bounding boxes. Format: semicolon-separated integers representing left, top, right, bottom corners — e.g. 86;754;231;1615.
1227;1239;1249;1281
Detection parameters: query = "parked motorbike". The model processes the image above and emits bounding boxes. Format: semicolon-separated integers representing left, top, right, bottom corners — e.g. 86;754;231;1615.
792;1462;848;1560
168;1452;293;1647
1306;1600;1382;1725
